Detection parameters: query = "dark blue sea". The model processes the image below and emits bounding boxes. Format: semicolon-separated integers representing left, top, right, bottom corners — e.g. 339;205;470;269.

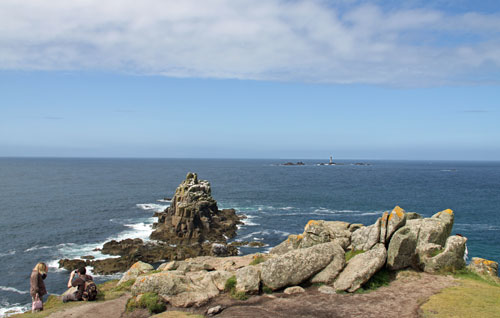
1;158;499;316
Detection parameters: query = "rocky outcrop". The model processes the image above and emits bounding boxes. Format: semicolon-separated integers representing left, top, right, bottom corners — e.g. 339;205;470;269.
118;261;154;285
334;244;387;292
468;257;499;279
309;243;345;284
235;266;261;294
59;173;242;274
150;172;242;244
386;225;419;270
419;235;467;273
261;242;341;290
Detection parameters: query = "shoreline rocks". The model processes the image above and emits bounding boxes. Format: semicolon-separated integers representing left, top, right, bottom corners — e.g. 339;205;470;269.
58;173;243;274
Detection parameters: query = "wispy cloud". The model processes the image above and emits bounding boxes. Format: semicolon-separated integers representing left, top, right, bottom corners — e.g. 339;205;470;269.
0;0;499;86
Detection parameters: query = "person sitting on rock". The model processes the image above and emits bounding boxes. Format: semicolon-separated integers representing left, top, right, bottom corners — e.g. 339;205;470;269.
62;267;93;302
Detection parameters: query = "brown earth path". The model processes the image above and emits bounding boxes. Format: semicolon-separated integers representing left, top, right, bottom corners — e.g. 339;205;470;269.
202;272;456;318
45;294;130;318
42;271;455;318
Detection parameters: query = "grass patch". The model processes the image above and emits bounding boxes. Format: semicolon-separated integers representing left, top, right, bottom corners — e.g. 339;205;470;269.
139;269;162;276
223;275;249;300
262;284;273;294
363;268;392;291
345;249;364;262
126;292;166;314
420;276;500;318
249;254;266;266
429;248;444;258
11;280;129;317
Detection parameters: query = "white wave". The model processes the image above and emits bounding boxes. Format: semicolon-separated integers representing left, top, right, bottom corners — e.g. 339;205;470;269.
239;230;290;241
156;199;171;203
24;245;53;252
360;212;382;216
241;215;259;227
0;286;28;295
0;300;30;317
0;250;15;257
136;203;168;212
279;206;294;210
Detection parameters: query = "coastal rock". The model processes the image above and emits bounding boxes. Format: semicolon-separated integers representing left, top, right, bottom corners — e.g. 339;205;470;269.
334;244;387;292
270;234;303;255
207;305;224;316
380;206;407;245
118;261;154;285
101;238;144;256
351;218;381;251
261;242;339;290
386;225;419;270
235;265;261;294
58;259;87;271
405;212;422;220
318;285;337;294
132;270;219;307
419;235;467;273
310;242;345;284
468;257;499;279
150;172;242;244
284;286;305;294
413;209;454;248
301;220;352;250
209;270;234;291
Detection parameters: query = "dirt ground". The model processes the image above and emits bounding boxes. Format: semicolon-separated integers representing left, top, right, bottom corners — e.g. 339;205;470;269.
44;271;456;318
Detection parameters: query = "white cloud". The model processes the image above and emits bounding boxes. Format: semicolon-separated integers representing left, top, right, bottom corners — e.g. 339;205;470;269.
0;0;499;86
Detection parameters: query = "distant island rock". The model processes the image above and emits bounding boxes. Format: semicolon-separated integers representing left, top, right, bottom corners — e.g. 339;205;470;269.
59;172;244;274
282;161;305;166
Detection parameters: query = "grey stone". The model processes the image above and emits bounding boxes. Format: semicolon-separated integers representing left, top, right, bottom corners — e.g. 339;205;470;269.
235;265;261;294
419;235;467;273
284;286;305;294
310;243;345;284
334;244;387;292
118;261;154;285
351;218;381;251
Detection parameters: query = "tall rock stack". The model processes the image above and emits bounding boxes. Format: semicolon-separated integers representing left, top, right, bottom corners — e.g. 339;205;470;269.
151;172;241;244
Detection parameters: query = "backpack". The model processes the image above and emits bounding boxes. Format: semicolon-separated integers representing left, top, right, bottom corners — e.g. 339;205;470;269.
81;277;98;301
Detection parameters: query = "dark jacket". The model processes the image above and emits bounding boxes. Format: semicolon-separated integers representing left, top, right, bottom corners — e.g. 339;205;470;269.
30;270;47;298
72;274;93;300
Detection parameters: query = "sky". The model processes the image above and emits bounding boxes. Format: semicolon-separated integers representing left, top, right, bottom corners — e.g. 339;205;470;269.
1;0;499;160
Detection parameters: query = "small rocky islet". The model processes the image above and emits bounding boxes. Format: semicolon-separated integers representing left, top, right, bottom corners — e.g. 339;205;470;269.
59;172;499;312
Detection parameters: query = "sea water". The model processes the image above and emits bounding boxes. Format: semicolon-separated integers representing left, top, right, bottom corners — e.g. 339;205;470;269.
0;158;499;316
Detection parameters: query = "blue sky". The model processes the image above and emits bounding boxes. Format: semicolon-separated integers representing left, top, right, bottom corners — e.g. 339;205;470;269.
1;0;499;160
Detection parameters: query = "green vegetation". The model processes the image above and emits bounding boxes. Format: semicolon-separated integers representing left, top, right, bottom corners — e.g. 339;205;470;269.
140;269;162;276
126;292;166;314
350;269;393;294
249;254;266;266
224;275;249;300
224;275;237;292
261;284;273;294
345;249;365;262
429;248;444;258
420;272;500;318
12;280;129;317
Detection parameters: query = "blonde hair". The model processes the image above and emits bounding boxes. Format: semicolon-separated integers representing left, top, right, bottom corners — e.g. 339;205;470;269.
34;262;48;275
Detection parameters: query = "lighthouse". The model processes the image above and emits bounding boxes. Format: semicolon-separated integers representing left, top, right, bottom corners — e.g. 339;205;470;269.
329;156;333;165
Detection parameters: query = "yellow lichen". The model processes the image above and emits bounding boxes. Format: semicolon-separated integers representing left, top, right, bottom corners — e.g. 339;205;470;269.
304;220;320;230
392;206;405;219
381;212;389;226
443;209;454;215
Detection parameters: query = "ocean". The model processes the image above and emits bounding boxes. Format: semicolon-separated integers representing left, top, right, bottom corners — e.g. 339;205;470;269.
1;158;499;316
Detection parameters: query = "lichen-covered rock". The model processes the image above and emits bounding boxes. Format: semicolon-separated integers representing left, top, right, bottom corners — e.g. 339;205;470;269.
300;220;352;250
405;212;422;220
261;242;340;290
419;235;467;273
132;270;219;308
334;244;387;292
468;257;499;279
351;218;381;251
284;286;305;294
208;270;234;291
318;285;336;294
310;243;345;284
269;234;303;255
118;261;154;285
380;206;407;245
386;225;419;270
235;266;261;294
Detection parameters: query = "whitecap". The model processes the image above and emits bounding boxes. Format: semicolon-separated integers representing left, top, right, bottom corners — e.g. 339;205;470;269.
0;250;15;257
24;245;52;253
136;203;169;212
0;286;28;295
0;302;30;317
279;207;294;210
156;199;171;203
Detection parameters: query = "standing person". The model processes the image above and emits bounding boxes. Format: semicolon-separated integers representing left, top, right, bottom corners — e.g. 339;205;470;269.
62;267;95;302
30;262;48;313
